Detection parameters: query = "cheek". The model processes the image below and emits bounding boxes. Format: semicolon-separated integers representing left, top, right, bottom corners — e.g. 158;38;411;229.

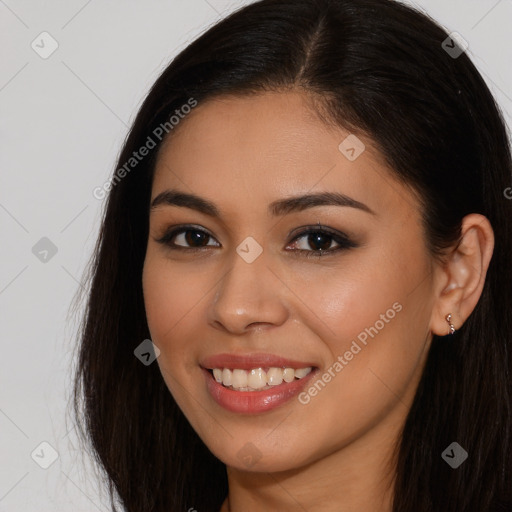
300;235;431;366
142;253;206;382
142;255;204;415
289;247;419;353
143;252;201;339
307;245;432;414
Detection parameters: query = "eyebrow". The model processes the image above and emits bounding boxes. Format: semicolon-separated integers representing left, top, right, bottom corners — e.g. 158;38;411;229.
150;189;376;217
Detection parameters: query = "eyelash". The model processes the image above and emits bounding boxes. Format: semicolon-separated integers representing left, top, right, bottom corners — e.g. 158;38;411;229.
155;224;358;258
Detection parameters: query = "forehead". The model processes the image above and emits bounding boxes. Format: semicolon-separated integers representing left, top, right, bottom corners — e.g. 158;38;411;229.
152;91;419;222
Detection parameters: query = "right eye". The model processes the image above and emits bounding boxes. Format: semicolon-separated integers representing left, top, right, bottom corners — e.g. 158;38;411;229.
155;226;220;251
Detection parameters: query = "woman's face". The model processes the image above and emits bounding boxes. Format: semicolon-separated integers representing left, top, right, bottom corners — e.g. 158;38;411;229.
142;90;438;473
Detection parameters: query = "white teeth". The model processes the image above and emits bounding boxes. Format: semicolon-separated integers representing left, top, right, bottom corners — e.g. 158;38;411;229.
222;368;232;386
247;368;267;389
232;369;248;388
267;367;283;386
211;366;313;391
283;368;295;383
294;367;312;379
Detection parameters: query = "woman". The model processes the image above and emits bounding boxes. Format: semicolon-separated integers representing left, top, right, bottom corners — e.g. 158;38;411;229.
72;0;512;510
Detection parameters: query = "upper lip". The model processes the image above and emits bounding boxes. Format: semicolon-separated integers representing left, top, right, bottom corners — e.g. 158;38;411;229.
200;353;316;370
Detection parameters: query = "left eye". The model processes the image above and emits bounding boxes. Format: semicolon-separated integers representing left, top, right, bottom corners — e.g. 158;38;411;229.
286;227;357;257
155;225;357;257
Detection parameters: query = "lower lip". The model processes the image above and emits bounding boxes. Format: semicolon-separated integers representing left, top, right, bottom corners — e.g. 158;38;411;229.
202;367;317;414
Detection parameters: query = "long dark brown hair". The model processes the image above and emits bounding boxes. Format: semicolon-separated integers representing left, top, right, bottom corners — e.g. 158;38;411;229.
71;0;512;510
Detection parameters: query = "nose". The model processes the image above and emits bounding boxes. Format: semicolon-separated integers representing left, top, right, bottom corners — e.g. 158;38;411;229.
207;247;289;334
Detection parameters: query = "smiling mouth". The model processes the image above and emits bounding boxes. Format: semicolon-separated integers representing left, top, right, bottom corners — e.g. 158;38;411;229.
208;366;313;391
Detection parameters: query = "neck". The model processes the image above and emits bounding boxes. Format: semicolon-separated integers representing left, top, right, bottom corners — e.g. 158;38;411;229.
219;413;401;512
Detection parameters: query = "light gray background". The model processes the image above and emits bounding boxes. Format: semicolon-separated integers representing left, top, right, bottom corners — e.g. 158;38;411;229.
1;1;511;510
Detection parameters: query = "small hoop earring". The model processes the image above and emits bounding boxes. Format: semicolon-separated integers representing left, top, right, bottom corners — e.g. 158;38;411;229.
445;313;456;335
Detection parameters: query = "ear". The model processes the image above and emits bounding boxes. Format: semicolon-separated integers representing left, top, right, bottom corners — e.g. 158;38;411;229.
430;214;494;336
